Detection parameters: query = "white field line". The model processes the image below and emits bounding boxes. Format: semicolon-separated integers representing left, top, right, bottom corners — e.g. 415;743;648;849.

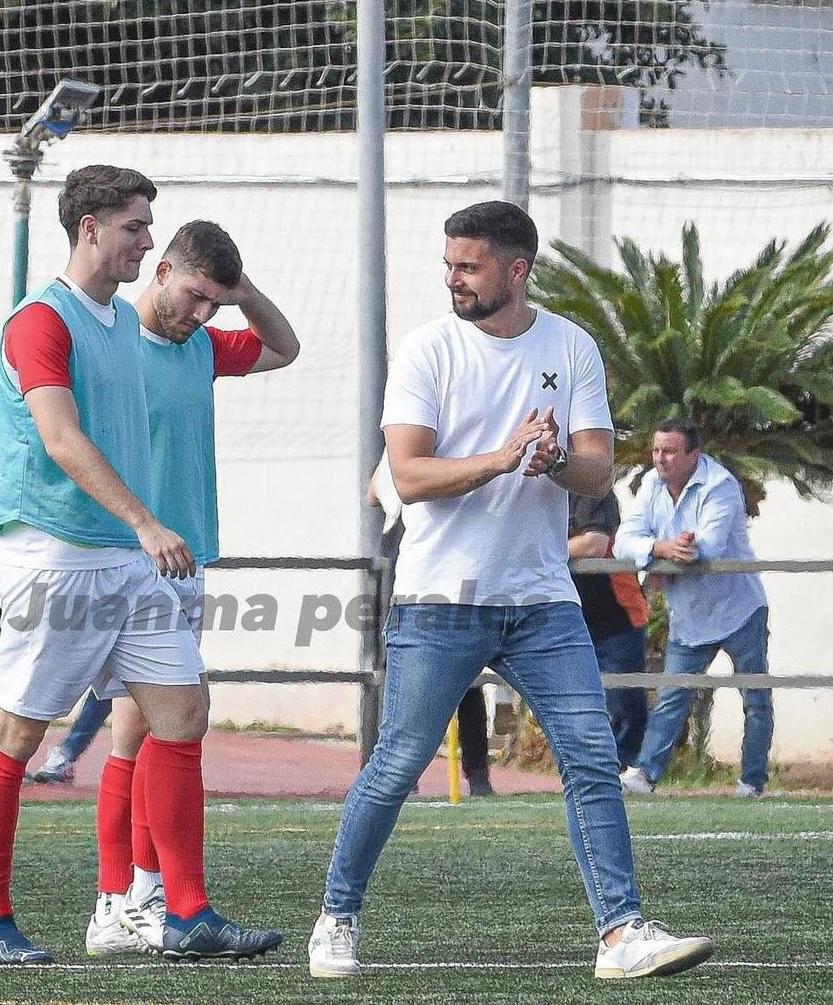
12;960;833;972
22;827;833;841
636;830;833;841
390;827;833;840
22;800;833;815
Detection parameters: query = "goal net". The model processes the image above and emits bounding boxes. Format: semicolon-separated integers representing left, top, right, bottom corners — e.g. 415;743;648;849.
1;1;831;747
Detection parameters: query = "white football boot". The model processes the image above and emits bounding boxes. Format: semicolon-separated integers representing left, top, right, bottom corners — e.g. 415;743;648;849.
119;882;166;953
85;895;144;956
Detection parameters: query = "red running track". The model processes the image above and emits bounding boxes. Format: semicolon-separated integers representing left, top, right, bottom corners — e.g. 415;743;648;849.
21;728;563;802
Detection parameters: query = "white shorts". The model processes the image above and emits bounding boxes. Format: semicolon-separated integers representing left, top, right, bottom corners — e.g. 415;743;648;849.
102;567;205;701
171;568;205;645
0;555;204;720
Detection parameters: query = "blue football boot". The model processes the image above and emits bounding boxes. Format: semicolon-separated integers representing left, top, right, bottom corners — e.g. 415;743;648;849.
162;907;282;961
0;918;54;964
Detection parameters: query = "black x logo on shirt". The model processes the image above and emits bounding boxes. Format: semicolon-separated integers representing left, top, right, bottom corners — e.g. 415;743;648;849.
542;371;558;390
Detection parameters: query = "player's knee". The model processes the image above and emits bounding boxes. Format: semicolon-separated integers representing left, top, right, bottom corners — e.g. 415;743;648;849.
139;687;208;742
112;697;149;754
0;710;49;762
112;720;149;759
180;695;209;740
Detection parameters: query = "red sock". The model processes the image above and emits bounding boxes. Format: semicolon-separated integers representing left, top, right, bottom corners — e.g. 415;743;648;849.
0;752;26;916
131;738;159;872
140;736;208;918
96;755;135;894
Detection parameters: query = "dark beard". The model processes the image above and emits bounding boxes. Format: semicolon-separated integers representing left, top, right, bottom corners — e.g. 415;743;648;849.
154;289;179;335
451;287;512;321
154;290;195;342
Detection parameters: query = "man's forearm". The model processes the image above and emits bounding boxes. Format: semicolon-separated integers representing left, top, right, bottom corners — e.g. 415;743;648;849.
568;530;609;559
612;526;655;567
550;451;613;498
392;453;504;504
45;427;152;531
240;283;299;365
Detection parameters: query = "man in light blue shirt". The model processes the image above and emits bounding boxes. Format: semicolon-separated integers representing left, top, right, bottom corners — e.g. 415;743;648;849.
613;418;773;796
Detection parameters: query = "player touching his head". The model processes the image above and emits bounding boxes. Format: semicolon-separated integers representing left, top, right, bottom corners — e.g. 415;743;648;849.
0;167;281;964
86;220;299;956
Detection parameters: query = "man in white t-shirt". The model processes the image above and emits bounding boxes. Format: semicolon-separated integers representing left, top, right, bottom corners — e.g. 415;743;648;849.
308;201;714;980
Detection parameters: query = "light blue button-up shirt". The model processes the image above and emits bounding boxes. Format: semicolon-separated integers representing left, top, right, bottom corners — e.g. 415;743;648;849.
613;454;767;646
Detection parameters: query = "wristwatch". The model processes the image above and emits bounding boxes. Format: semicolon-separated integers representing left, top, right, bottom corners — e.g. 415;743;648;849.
545;445;569;479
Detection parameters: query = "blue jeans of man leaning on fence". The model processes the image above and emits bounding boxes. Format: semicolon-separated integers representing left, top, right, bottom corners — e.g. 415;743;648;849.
636;605;773;792
324;601;643;936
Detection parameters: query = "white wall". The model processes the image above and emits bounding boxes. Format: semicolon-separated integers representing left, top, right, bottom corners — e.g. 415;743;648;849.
2;98;832;758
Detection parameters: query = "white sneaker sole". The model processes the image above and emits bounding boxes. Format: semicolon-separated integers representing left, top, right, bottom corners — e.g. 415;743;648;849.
119;913;160;953
309;960;361;978
595;938;714;979
620;782;654;795
86;945;141;957
85;935;145;957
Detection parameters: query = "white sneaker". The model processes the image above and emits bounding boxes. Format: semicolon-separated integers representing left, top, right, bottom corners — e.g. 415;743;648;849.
308;911;361;978
119;882;165;952
28;746;74;784
620;766;654;795
595;919;714;979
85;911;144;956
734;781;762;798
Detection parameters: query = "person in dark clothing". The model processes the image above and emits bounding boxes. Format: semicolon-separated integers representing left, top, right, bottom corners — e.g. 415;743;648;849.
457;687;493;796
569;493;649;769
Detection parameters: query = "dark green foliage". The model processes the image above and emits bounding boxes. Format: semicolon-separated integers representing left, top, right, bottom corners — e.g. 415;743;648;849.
531;1;728;127
530;222;833;514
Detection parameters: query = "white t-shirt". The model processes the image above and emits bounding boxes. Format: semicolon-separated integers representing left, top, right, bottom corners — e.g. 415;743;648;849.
0;522;140;570
381;308;613;606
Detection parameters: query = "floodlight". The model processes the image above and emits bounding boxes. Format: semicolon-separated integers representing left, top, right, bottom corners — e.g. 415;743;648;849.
20;79;101;143
3;78;101;305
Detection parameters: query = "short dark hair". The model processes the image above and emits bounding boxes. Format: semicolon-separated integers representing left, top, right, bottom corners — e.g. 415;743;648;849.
444;201;538;275
58;165;157;246
163;220;243;288
657;417;701;452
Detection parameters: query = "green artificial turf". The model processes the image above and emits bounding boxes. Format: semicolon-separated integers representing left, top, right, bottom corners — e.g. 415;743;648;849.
4;795;833;1004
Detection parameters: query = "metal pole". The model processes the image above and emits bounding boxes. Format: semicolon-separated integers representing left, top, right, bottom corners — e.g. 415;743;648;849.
503;0;533;210
4;141;42;308
4;79;100;310
12;181;32;306
358;563;385;764
357;0;388;759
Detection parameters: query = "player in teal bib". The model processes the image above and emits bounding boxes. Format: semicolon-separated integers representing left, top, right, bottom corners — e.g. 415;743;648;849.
139;326;219;565
0;166;226;967
86;219;299;955
0;281;151;547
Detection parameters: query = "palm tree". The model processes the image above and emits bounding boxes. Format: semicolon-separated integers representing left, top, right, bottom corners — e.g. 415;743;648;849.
529;222;833;515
